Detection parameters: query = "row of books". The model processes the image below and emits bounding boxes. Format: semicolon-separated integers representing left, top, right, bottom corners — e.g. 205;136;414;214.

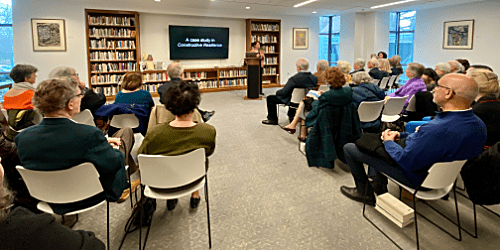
90;74;123;84
219;79;247;87
88;16;135;26
89;27;134;38
196;80;218;89
91;62;136;73
263;67;277;75
90;39;136;49
261;45;276;53
219;69;247;77
93;86;118;96
184;71;208;79
90;51;135;61
140;84;163;92
251;23;279;32
264;57;278;65
251;35;278;44
143;73;167;82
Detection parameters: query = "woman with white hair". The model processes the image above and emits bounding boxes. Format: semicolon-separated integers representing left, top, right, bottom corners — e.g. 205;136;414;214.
469;69;500;147
351;72;385;132
336;60;352;84
378;59;392;76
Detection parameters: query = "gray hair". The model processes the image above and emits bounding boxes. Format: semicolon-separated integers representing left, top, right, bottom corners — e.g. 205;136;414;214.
435;62;451;74
296;58;309;70
167;62;183;78
336;60;352;74
449;60;463;72
9;64;38;83
467;68;499;95
369;58;379;67
33;78;80;114
407;62;425;78
316;60;329;71
352;72;372;84
49;66;74;79
354;58;365;68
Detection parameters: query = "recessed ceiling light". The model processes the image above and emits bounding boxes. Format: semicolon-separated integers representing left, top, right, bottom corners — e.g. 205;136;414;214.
312;11;317;13
371;0;417;9
246;6;250;9
155;0;160;2
294;0;317;8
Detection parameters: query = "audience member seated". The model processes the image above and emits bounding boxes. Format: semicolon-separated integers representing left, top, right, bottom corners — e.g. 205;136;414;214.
49;66;106;117
314;59;328;86
378;59;393;76
337;60;352;84
457;58;470;73
468;69;500;147
468;64;494;73
435;62;451;78
262;58;318;125
157;62;215;122
449;60;465;73
304;67;362;169
3;64;38;141
15;78;130;218
115;72;155;110
351;72;385;132
422;68;439;91
386;62;427;108
388;57;400;75
138;81;216;210
0;162;106;250
340;74;486;205
350;58;365;75
391;55;404;76
367;58;389;80
371;51;387;59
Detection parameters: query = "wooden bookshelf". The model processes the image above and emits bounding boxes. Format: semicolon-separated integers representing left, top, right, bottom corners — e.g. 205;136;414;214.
85;9;141;100
183;67;249;92
246;19;281;86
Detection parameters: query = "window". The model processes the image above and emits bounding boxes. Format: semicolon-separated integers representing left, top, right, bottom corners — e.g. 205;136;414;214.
319;16;340;66
389;10;416;83
0;0;12;102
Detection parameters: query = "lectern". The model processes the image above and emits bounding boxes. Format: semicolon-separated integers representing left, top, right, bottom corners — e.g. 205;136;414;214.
245;57;262;100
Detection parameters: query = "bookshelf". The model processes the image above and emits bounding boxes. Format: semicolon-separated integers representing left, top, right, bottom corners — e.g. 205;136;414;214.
85;9;141;101
246;19;281;87
183;67;248;92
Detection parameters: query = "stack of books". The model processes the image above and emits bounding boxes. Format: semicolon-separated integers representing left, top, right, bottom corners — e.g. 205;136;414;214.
375;193;415;228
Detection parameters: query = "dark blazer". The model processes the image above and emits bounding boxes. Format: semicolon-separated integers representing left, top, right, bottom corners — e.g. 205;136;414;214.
350;68;365;75
369;67;389;80
276;72;317;104
390;67;400;76
472;94;500;147
81;88;106;116
0;207;105;250
157;77;182;103
15;118;127;214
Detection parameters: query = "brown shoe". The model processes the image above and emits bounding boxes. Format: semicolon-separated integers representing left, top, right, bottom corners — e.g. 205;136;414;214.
117;188;130;203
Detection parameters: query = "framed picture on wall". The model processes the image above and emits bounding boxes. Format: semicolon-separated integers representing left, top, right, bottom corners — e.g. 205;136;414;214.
293;28;308;50
31;19;67;51
442;20;474;50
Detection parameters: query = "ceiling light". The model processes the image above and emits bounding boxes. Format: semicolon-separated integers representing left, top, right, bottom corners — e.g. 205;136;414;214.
312;11;317;13
293;0;317;8
246;6;250;9
155;0;160;2
371;0;417;9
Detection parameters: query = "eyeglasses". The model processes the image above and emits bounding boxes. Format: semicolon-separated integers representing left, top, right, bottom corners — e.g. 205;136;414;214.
435;82;456;95
72;73;79;77
75;93;84;98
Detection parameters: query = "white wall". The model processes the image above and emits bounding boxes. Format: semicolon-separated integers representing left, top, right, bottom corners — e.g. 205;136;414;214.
339;13;356;63
414;1;500;72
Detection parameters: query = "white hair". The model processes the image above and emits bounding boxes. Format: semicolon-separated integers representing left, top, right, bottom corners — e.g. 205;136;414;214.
296;58;309;70
369;58;379;67
436;62;451;74
316;60;329;71
354;58;365;68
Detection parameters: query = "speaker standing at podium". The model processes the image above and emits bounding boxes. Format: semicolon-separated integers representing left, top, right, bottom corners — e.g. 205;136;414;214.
250;41;265;95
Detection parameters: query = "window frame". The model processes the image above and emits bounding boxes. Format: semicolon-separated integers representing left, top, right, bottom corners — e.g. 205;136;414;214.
319;15;340;66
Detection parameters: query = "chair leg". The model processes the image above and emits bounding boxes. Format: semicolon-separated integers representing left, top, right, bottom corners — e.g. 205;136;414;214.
473;203;478;238
453;186;462;241
412;190;420;250
139;185;143;250
205;175;212;249
128;167;134;209
107;201;110;250
142;210;154;250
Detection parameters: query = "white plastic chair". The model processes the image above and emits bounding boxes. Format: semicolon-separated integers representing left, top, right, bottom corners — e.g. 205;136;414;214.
137;148;211;249
16;163;110;250
1;109;7;120
387;75;398;89
110;113;139;129
318;84;330;92
405;94;417;112
357;100;385;123
379;77;390;89
72;109;96;127
277;88;307;122
363;160;467;250
381;96;408;122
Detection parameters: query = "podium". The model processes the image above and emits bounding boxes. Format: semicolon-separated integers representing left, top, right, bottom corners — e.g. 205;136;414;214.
245;57;262;100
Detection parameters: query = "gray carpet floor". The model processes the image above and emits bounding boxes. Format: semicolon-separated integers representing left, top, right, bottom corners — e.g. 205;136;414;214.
74;88;500;249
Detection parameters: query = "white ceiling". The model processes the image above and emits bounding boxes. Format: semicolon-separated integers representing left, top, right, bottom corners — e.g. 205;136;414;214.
86;0;486;18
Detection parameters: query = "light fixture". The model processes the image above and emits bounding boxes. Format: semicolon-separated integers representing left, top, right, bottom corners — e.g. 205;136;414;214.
155;0;160;2
312;11;317;13
371;0;417;9
246;6;250;9
293;0;318;8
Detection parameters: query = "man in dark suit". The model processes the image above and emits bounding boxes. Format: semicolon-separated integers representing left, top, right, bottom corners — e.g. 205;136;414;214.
350;58;366;75
262;58;318;125
367;58;388;80
158;62;215;121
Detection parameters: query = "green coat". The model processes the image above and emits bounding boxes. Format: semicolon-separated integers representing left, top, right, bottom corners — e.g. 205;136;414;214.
305;87;362;168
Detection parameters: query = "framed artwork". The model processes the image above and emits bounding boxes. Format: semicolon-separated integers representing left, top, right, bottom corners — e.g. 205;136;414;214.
31;19;67;51
293;28;308;50
443;20;474;50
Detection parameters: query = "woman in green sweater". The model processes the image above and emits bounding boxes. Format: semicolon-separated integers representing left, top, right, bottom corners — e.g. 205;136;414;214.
138;81;216;209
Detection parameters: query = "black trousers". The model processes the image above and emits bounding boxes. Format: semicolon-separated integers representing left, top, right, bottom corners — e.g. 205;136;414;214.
266;95;297;122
